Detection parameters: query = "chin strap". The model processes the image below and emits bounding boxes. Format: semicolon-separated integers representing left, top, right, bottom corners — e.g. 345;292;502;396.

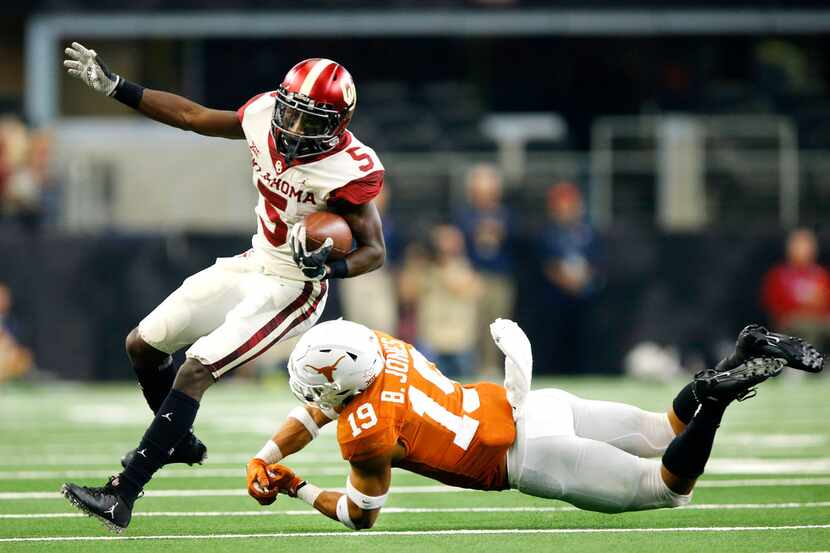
277;132;340;163
283;135;302;162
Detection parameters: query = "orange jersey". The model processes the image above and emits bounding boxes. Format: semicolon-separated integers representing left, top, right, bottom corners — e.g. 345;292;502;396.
337;332;516;491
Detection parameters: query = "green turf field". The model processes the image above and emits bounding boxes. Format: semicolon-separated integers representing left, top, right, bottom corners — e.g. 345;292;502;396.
1;376;829;552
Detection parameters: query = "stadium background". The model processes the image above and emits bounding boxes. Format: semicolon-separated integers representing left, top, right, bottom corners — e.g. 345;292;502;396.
0;1;830;379
3;1;830;381
2;2;830;552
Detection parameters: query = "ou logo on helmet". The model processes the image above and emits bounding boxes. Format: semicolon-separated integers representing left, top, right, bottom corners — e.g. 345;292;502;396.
340;80;356;109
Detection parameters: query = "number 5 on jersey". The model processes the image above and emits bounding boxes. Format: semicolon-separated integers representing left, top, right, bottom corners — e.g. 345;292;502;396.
346;146;374;172
256;179;289;247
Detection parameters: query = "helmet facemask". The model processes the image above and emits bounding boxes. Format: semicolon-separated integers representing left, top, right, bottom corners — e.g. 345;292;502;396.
272;87;348;162
288;374;359;414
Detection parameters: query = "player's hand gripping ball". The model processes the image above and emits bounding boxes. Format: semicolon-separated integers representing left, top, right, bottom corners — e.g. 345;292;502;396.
289;212;353;280
266;463;306;497
289;223;332;281
246;458;279;505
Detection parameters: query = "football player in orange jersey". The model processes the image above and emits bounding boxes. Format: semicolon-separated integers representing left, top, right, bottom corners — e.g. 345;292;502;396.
245;319;823;530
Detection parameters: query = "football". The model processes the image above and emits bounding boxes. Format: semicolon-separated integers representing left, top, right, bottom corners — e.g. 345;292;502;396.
304;211;354;260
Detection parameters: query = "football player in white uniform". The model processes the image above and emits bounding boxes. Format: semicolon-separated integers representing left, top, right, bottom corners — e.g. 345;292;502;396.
59;42;387;532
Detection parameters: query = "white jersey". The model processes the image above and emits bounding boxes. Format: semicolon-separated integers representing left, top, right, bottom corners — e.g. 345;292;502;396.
238;91;384;281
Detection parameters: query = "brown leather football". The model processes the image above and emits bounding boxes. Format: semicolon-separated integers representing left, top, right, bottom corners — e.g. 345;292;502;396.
304;211;354;260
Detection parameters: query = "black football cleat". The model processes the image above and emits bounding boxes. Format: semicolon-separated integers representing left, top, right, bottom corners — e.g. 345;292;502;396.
121;431;207;469
694;357;785;404
61;476;136;533
716;324;824;374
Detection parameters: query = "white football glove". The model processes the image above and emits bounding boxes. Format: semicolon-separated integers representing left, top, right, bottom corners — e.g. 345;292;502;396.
288;223;333;281
63;42;120;96
490;318;533;416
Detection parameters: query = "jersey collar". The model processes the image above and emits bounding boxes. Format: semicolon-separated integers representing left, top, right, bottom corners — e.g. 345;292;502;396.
268;130;354;173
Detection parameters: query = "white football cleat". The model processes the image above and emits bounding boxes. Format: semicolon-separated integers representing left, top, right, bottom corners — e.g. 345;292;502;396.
490;318;533;415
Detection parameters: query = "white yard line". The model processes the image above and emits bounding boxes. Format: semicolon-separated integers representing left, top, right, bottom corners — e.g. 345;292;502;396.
695;477;830;488
0;452;338;467
718;433;828;448
1;524;829;543
682;501;830;510
3;477;830;501
2;501;830;520
706;458;830;475
0;486;458;501
3;459;830;480
0;467;347;480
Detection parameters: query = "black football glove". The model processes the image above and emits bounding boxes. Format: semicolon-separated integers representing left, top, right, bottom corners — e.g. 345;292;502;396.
289;223;332;281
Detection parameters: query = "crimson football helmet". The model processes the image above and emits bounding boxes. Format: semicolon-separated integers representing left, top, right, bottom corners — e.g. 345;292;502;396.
272;58;357;161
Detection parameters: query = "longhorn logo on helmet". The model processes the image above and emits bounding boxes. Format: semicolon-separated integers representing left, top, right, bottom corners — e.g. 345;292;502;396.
306;355;347;383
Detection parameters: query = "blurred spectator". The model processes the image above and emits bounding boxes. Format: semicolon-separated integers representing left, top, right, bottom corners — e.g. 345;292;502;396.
755;39;818;102
397;241;430;346
0;117;27;211
762;228;830;351
0;117;59;232
656;61;696;112
455;164;515;372
339;186;398;334
539;181;601;374
400;225;483;378
0;282;33;382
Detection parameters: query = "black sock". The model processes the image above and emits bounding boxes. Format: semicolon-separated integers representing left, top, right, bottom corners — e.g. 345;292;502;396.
134;356;177;414
661;400;727;479
116;389;199;501
672;382;700;425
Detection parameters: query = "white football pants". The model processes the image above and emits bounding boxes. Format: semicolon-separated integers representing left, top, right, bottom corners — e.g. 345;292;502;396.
507;388;691;513
138;252;327;379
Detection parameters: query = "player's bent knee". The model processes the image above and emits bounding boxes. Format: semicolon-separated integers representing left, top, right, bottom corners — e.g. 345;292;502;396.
353;518;374;530
666;491;691;509
126;327;168;366
628;459;691;511
642;487;691;510
125;328;145;360
173;359;215;398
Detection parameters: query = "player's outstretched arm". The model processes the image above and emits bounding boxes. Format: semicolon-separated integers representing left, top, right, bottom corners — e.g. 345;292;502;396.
246;405;332;505
137;89;244;139
328;200;386;279
63;42;243;139
266;455;392;530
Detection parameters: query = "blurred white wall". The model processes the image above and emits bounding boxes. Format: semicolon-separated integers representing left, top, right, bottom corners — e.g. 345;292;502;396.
54;120;256;232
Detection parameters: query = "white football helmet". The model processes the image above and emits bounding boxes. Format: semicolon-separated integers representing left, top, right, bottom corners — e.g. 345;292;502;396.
287;320;384;414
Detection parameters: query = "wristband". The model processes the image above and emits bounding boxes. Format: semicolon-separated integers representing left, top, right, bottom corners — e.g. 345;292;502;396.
296;481;323;506
254;440;283;464
112;78;145;109
326;258;349;280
